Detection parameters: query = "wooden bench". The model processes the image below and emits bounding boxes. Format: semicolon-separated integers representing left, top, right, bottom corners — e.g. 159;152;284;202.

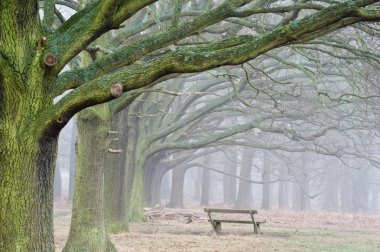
204;208;266;234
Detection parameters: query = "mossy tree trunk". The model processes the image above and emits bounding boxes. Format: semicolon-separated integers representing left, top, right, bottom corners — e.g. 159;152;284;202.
0;2;57;250
63;105;116;252
104;111;128;233
128;148;148;221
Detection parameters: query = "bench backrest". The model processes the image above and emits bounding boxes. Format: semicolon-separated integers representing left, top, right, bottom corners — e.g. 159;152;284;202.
204;208;258;214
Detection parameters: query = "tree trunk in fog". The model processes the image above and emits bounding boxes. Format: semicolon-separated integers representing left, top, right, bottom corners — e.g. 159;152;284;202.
200;167;211;206
68;117;77;202
149;165;167;206
168;166;186;208
161;170;172;203
63;106;116;251
262;150;271;209
292;153;310;210
54;163;62;200
223;150;237;205
340;174;353;211
194;167;202;201
352;167;370;212
104;112;128;233
323;173;339;211
278;166;289;208
371;188;379;212
120;112;139;224
144;156;162;207
128;144;148;221
235;148;253;209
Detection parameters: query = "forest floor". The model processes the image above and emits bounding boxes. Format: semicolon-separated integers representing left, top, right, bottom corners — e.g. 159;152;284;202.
54;207;380;252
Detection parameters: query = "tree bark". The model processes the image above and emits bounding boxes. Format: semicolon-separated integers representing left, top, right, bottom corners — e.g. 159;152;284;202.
0;138;57;251
63;105;116;251
68;117;77;202
128;147;148;221
104;112;128;233
0;3;57;250
235;148;254;209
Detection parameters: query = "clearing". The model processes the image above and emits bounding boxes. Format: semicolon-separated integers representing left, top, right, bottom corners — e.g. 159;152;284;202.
54;208;380;252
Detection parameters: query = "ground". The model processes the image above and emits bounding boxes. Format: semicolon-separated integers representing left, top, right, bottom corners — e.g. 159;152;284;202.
54;207;380;252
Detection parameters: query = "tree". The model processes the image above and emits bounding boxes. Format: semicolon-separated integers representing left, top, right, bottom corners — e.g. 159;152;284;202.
2;0;380;250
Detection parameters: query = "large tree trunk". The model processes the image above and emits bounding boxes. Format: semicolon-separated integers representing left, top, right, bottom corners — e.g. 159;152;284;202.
104;112;128;233
235;148;254;209
0;2;58;250
168;166;186;208
0;138;57;251
128;146;148;222
63;106;116;251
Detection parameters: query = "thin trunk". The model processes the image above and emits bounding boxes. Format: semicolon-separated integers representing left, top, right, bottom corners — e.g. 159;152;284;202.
200;167;211;206
223;151;237;205
371;188;379;213
68;117;77;202
235;148;254;209
352;167;370;212
323;174;339;211
278;167;289;208
261;150;271;209
63;106;116;251
340;174;353;212
54;163;62;200
194;167;202;201
150;167;164;206
168;166;186;208
161;170;172;202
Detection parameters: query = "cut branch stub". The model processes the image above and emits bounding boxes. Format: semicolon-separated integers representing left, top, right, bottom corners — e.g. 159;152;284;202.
44;53;57;66
111;83;123;97
37;36;47;49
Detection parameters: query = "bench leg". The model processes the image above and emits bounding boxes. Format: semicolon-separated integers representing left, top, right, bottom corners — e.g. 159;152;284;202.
256;224;260;234
215;221;221;233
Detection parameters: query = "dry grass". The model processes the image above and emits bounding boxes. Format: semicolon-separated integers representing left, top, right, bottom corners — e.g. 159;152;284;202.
54;208;380;252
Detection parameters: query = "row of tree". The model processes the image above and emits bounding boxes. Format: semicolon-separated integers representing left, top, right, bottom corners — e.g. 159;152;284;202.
2;0;380;250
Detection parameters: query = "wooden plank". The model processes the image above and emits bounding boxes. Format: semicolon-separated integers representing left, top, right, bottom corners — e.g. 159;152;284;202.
204;208;258;214
209;219;254;224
